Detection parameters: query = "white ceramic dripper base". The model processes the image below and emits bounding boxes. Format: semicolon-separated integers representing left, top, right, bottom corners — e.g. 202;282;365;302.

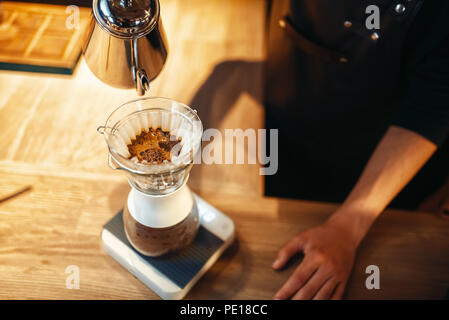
126;180;195;229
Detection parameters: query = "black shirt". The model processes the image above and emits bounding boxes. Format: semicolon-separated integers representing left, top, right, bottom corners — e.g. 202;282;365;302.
391;0;449;146
265;0;449;207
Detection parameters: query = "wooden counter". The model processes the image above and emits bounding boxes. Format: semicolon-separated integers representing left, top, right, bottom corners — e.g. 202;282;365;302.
0;0;448;299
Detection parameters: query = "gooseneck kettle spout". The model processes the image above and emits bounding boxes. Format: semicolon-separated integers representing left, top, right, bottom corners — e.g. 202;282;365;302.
83;0;168;95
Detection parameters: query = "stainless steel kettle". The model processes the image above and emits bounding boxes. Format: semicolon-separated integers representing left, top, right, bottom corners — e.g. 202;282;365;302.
83;0;168;95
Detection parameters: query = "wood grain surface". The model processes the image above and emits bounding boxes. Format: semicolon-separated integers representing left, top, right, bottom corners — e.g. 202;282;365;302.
0;0;448;300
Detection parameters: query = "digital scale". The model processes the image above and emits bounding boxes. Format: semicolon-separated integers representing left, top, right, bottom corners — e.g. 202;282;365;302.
102;193;235;300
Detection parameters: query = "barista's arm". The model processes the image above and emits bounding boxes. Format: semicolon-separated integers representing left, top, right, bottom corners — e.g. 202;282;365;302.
273;125;437;300
329;125;437;246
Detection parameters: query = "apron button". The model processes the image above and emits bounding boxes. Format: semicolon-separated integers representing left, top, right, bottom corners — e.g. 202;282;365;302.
278;18;286;28
394;3;406;14
370;32;380;41
339;57;348;63
343;20;352;28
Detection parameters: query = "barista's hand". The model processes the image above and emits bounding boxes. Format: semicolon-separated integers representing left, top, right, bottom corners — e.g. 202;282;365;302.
272;218;358;300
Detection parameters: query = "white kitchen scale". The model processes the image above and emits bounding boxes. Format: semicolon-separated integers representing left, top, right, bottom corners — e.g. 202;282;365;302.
102;193;235;300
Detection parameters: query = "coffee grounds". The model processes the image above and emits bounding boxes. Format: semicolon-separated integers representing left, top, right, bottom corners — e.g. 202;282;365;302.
127;128;181;164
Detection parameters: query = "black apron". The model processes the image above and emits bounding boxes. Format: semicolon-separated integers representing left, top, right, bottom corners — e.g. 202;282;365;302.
264;0;448;208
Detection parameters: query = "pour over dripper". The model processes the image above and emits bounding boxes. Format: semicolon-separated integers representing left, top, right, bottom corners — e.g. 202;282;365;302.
98;97;203;195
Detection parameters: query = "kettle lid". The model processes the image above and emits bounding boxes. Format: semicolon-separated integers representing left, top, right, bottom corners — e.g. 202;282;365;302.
93;0;159;38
